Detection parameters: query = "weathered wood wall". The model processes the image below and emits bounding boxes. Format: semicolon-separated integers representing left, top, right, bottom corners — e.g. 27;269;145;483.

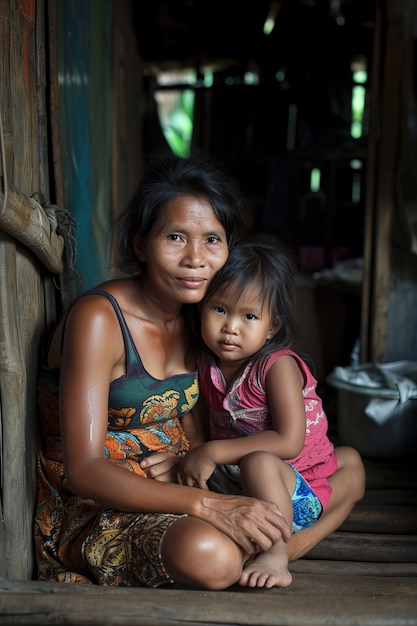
0;0;144;580
361;0;417;362
0;0;64;580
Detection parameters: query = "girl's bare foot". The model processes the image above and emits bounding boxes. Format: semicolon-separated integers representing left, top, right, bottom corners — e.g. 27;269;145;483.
239;551;292;588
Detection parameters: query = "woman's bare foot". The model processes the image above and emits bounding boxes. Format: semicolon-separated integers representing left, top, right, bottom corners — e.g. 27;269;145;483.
239;551;292;588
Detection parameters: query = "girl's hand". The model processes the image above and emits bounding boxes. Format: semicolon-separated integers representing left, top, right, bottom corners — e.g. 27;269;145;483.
178;444;216;489
139;451;181;483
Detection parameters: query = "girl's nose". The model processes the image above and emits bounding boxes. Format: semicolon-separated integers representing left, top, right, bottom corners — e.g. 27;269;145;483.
222;319;239;334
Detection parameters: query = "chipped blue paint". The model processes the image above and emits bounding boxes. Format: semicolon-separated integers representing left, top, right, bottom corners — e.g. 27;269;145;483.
57;0;112;298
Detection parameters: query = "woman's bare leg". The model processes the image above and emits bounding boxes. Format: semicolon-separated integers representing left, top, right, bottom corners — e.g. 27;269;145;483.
238;451;296;588
287;446;365;561
161;516;246;589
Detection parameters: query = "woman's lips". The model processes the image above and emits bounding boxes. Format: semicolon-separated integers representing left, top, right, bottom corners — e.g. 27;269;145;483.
178;277;207;289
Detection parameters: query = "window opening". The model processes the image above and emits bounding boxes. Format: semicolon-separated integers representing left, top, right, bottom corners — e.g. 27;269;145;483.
153;69;196;156
310;168;321;193
350;158;363;204
263;1;281;35
350;56;367;139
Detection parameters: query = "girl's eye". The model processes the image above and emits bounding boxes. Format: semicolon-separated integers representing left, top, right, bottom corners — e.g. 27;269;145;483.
245;314;257;320
214;306;225;314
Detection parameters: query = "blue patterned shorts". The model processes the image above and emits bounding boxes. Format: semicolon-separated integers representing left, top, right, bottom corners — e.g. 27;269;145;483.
290;466;323;533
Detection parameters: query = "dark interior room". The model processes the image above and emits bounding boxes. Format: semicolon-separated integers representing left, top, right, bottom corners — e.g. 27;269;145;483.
131;0;376;404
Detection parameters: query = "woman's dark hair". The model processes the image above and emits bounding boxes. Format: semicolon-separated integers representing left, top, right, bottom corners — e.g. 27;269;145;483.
112;154;244;275
200;241;301;359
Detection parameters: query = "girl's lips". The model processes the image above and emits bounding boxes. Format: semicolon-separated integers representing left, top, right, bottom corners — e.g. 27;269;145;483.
219;341;239;350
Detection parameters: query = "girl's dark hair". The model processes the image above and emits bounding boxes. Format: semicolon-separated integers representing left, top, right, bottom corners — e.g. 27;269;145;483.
201;241;301;359
112;154;244;275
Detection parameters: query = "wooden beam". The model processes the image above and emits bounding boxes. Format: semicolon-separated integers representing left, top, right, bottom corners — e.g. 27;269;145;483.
305;531;417;563
0;584;416;626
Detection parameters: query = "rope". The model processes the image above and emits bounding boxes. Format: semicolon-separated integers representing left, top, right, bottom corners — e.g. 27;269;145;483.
31;192;80;279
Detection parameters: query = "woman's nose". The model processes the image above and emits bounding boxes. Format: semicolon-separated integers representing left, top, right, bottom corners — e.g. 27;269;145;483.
183;242;205;267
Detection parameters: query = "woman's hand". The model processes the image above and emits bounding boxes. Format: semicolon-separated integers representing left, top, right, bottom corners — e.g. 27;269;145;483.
178;444;217;489
139;451;181;483
199;492;291;556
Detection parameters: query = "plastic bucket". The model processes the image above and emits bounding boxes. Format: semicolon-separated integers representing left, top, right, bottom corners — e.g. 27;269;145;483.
327;365;417;459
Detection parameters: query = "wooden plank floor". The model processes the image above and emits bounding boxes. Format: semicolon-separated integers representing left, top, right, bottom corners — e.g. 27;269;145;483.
0;456;416;626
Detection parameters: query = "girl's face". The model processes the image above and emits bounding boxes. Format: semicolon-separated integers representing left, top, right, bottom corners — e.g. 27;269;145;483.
134;195;229;307
201;282;280;368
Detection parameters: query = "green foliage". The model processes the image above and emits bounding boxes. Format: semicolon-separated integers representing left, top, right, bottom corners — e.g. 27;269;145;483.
163;89;194;156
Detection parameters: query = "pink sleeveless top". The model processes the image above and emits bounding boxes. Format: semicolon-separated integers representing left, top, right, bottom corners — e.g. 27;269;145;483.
198;349;337;509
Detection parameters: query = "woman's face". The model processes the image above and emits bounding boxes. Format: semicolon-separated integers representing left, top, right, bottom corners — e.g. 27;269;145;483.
134;195;229;306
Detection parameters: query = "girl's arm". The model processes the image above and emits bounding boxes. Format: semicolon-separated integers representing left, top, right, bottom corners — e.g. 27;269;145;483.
263;353;307;458
178;355;307;487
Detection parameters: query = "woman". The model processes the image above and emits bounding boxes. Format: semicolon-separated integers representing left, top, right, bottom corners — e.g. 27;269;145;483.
34;154;364;589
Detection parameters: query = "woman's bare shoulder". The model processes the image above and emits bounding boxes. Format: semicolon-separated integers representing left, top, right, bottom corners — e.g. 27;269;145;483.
47;278;133;368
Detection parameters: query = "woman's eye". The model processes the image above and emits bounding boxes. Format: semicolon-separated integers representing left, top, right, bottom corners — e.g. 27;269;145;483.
206;235;220;244
168;234;182;242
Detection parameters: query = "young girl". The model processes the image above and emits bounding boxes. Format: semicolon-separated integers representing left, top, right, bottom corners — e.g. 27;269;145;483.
179;240;365;588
